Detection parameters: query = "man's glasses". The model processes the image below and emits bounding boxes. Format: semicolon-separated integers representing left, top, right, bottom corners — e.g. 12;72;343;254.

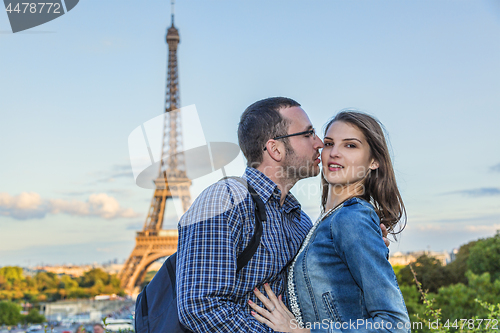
264;128;316;151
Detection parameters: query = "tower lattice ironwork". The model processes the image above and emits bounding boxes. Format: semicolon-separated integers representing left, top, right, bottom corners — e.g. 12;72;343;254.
119;4;192;295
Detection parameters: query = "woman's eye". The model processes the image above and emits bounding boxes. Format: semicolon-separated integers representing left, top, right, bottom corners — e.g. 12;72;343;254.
346;144;356;148
324;142;333;147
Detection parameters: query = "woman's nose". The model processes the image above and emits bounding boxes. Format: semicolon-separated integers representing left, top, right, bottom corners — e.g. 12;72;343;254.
329;146;341;157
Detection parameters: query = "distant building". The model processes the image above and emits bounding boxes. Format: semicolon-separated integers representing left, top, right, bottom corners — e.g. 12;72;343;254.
22;267;39;277
389;250;452;266
31;262;156;277
34;265;95;277
40;298;133;323
101;263;124;275
449;248;459;262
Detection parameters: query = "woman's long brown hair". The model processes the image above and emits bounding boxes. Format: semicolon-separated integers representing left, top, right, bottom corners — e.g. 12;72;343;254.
321;110;407;235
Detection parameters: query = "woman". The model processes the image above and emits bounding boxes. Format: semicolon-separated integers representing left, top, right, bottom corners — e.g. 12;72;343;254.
248;111;410;332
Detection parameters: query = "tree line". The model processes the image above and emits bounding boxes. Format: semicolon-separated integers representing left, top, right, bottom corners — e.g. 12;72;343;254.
2;232;499;328
0;267;124;325
395;231;500;332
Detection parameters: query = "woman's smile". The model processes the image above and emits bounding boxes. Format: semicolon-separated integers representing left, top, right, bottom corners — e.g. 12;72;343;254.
327;162;344;171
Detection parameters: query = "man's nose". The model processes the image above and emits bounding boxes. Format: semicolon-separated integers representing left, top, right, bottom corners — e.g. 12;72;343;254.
314;136;324;149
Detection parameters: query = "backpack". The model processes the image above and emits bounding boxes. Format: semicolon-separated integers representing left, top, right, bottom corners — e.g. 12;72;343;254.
134;178;266;333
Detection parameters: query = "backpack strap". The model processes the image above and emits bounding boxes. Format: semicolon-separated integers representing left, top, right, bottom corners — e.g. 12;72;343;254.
166;252;178;296
220;176;265;272
141;281;149;317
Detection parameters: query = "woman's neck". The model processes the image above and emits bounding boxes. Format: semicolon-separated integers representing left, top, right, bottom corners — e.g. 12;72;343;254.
325;182;364;211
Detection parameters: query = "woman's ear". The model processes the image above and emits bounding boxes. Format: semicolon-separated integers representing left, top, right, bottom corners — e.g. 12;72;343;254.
369;159;380;170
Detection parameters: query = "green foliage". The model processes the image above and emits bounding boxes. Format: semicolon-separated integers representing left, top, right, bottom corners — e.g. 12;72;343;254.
446;240;477;285
467;231;500;282
140;270;157;289
399;284;424;316
0;266;124;302
409;276;500;333
80;268;111;288
0;301;22;325
392;265;404;281
60;274;79;289
407;264;448;333
397;231;500;333
468;299;500;333
0;266;24;283
398;235;499;294
433;271;500;321
25;308;46;323
68;287;92;299
399;255;450;293
35;272;59;291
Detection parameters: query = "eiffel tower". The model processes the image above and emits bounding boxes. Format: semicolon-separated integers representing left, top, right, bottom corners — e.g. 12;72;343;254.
119;2;191;295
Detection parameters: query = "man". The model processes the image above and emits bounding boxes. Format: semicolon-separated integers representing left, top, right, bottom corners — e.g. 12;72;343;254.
177;97;386;332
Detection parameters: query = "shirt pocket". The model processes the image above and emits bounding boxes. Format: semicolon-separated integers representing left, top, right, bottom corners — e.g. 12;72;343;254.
259;233;293;276
322;291;342;323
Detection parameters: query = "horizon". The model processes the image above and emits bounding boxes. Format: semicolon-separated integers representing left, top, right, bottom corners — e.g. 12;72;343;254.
2;233;493;268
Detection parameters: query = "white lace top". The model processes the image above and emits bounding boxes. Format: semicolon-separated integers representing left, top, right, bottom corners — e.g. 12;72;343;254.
287;204;344;326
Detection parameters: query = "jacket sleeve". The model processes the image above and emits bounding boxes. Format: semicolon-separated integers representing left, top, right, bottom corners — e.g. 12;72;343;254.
329;202;411;333
176;182;273;333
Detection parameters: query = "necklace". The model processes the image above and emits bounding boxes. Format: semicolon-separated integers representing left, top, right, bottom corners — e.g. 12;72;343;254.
287;203;344;326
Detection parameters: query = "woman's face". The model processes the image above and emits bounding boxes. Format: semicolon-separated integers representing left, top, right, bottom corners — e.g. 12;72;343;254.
321;121;379;189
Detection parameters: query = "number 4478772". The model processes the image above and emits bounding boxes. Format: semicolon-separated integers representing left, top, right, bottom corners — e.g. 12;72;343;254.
5;3;61;14
443;319;498;330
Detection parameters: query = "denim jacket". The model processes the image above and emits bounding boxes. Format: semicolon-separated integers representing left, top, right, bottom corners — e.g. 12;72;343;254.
288;197;410;333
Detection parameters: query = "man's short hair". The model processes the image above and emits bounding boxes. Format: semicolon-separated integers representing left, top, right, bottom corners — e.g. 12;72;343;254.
238;97;300;167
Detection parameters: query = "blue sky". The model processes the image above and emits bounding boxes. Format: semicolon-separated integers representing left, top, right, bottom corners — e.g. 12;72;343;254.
1;0;499;266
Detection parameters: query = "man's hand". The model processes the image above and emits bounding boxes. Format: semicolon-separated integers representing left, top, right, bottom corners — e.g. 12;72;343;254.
380;223;390;248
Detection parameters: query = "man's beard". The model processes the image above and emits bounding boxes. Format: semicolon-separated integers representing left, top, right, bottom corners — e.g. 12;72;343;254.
282;144;319;183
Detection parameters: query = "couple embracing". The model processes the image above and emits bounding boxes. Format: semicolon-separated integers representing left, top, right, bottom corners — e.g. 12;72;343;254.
176;97;410;332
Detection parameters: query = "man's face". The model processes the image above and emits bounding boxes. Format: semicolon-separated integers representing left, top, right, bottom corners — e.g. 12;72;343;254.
279;106;324;181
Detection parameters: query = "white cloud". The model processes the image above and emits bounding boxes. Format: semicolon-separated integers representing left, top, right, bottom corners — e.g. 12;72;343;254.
410;224;446;231
0;192;140;220
0;192;47;219
465;224;500;233
407;223;500;234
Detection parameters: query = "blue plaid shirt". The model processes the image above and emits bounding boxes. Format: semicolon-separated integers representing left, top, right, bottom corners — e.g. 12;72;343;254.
177;167;312;332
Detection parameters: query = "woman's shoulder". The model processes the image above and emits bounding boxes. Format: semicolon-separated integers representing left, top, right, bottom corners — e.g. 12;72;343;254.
333;197;377;215
327;197;381;233
343;196;375;210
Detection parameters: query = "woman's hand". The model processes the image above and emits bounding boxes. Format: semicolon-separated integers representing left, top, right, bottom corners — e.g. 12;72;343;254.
380;223;390;247
248;283;310;333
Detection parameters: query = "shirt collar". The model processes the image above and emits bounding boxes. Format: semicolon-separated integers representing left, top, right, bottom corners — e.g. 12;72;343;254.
282;190;301;214
243;167;301;213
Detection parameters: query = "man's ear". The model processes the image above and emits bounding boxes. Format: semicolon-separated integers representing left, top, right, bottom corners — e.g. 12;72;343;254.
369;159;380;170
264;140;284;162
